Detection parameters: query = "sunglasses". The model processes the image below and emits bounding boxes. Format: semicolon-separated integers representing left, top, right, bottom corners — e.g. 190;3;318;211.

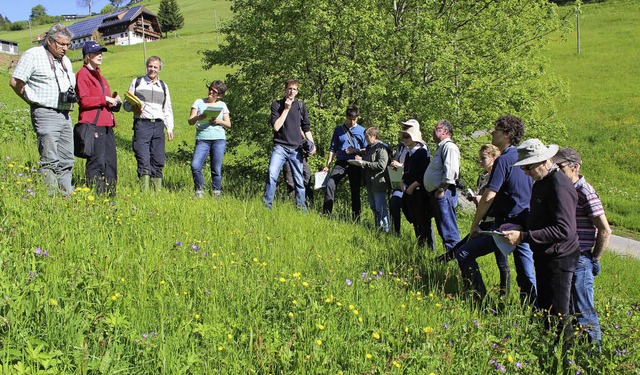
520;163;537;171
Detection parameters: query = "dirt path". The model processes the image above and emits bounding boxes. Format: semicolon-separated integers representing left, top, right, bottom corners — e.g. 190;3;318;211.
608;234;640;260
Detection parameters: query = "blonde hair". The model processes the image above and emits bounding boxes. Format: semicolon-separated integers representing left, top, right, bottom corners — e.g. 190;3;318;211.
479;143;500;159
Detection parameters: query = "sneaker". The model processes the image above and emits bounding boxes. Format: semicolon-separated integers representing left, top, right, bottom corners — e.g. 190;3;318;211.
212;190;221;198
195;190;204;198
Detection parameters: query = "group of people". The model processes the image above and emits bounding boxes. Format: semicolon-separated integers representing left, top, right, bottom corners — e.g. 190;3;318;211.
9;24;225;198
11;25;611;348
265;79;612;348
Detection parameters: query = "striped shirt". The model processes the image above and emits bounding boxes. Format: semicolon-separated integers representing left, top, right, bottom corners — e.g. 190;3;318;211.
574;176;605;252
124;75;175;133
12;45;75;110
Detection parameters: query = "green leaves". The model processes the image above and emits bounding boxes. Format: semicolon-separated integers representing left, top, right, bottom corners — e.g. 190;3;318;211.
203;0;565;173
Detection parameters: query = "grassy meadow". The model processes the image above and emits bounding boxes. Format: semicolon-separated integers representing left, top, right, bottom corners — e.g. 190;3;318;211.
0;0;639;373
544;0;640;235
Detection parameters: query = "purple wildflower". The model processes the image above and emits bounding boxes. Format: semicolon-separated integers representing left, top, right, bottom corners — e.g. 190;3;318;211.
28;271;38;281
22;196;27;201
175;241;182;247
27;188;34;196
191;244;200;251
499;365;506;373
142;333;149;339
473;320;481;328
35;248;42;255
361;272;367;278
443;323;449;329
515;362;523;370
346;278;352;286
17;173;23;177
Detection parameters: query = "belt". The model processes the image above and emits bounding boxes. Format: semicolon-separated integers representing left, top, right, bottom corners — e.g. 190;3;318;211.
31;104;69;114
136;118;163;123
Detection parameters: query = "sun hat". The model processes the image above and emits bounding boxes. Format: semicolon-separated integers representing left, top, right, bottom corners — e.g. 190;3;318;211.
552;147;582;165
400;119;420;129
512;138;559;167
82;41;108;56
399;126;425;145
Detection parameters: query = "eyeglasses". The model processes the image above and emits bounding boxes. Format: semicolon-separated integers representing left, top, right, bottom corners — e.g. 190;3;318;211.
52;39;71;48
520;163;537;171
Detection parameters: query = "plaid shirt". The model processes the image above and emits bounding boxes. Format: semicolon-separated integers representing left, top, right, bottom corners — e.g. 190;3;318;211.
12;45;75;110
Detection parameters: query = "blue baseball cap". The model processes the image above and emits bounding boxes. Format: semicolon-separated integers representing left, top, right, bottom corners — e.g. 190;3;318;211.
82;41;108;56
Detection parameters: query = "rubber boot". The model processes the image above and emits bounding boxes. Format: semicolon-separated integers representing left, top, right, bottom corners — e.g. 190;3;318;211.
139;175;150;192
151;177;162;191
499;266;511;297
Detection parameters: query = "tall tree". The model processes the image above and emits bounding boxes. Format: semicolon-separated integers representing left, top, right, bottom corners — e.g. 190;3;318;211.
77;0;98;15
201;0;569;175
30;5;47;20
157;0;184;38
109;0;126;9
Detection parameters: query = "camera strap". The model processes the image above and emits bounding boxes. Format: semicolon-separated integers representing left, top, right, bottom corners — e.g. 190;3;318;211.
44;46;72;95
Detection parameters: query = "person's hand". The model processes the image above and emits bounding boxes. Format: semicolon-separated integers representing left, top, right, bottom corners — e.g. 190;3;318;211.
390;160;402;169
405;185;415;195
284;98;293;109
167;131;174;141
346;146;360;155
355;155;362;161
592;260;601;276
322;165;329;172
435;188;445;198
501;230;522;246
468;225;481;240
133;105;143;116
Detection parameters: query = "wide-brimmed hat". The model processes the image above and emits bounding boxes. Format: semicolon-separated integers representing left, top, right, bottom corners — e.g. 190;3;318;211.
400;119;420;129
82;41;108;56
552;147;582;165
399;126;425;144
512;138;559;167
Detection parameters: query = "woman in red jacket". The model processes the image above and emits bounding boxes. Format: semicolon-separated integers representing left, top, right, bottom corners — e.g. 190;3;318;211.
75;41;121;196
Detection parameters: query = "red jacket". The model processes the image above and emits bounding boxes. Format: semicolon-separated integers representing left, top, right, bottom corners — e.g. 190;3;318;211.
75;65;116;127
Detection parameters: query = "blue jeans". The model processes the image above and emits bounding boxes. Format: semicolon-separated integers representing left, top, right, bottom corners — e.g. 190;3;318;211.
455;231;509;298
430;189;461;252
367;188;389;232
456;222;537;302
512;241;537;304
191;139;226;192
571;252;601;344
263;144;306;209
31;107;74;195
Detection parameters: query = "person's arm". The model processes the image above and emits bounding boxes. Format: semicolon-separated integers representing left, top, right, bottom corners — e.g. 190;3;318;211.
469;189;497;237
9;77;29;104
272;99;291;132
591;214;612;260
361;146;388;172
188;106;205;125
323;151;335;172
303;130;315;155
163;83;175;141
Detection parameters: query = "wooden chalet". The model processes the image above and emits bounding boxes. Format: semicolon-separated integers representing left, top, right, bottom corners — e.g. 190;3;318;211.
68;6;162;50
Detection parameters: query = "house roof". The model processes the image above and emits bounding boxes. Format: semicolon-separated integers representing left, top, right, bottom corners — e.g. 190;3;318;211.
68;6;158;39
0;39;19;45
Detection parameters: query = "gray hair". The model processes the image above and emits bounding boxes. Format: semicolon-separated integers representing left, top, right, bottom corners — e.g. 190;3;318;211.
437;119;453;137
146;56;163;70
46;24;73;42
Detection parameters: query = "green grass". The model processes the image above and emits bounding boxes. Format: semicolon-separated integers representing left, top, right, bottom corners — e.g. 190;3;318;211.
0;0;639;373
545;0;640;232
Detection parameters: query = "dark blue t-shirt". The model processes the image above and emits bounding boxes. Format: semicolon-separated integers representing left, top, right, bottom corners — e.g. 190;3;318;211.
329;124;367;161
485;145;532;224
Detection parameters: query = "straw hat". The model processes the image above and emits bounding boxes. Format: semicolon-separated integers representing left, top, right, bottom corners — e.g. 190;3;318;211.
399;126;425;145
